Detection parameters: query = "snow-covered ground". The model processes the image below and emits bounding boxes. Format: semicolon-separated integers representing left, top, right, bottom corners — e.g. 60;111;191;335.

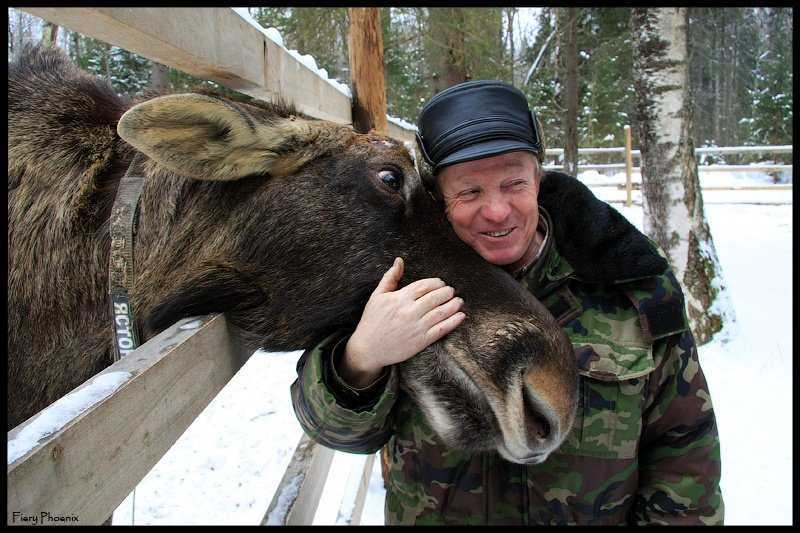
112;169;792;526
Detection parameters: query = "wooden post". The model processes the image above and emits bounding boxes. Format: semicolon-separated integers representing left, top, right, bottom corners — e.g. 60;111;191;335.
347;8;388;134
624;124;633;207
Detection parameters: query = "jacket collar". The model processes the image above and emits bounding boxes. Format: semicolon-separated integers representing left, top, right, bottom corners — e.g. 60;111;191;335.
536;171;669;285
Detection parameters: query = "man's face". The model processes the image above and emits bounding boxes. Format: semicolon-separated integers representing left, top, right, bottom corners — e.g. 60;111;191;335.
437;151;541;272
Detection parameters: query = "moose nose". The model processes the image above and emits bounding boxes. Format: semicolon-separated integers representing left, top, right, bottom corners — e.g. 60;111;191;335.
522;382;556;444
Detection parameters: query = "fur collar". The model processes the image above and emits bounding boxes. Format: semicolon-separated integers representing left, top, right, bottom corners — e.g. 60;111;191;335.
538;171;668;284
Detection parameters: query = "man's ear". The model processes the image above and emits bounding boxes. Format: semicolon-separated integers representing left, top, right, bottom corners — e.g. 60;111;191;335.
117;93;344;180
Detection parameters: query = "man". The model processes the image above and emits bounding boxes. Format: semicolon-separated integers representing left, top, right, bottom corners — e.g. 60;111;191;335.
291;80;724;525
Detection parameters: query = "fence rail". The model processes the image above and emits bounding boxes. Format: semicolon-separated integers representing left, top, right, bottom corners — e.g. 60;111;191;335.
543;136;792;206
7;315;251;525
544;144;793;157
20;7;415;144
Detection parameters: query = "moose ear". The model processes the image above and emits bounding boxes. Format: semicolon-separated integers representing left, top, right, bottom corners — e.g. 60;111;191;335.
117;93;335;180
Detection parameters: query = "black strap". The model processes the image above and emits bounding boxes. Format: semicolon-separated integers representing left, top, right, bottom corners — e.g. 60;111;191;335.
108;152;146;361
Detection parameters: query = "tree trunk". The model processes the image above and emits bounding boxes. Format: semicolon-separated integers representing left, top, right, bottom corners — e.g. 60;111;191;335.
41;21;59;47
101;41;111;81
150;61;170;92
429;8;468;93
15;9;27;54
506;8;516;83
563;7;579;176
632;7;730;345
347;7;388;134
70;29;81;63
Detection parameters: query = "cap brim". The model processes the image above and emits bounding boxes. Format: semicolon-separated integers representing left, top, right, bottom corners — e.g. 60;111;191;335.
437;139;538;171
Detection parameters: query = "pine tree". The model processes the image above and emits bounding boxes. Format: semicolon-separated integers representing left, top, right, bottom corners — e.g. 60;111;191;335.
749;8;793;149
380;8;428;122
580;8;633;149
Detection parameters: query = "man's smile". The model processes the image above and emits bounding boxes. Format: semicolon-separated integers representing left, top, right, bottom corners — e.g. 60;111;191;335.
480;227;516;238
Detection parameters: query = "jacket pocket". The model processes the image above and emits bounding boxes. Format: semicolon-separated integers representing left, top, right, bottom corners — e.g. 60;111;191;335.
556;341;655;459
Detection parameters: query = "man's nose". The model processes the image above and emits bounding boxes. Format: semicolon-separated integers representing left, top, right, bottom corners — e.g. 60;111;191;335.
480;195;512;223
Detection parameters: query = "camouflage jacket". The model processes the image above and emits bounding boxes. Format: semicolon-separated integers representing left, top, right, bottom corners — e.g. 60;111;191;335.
291;180;724;525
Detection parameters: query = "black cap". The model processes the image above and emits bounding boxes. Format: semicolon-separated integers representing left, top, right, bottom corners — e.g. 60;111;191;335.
416;80;542;175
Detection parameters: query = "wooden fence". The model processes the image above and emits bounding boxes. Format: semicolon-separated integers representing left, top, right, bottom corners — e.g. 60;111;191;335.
9;7;793;526
10;6;411;526
542;130;792;206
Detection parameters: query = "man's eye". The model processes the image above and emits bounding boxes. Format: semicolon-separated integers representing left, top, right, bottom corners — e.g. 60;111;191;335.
506;179;528;189
458;189;479;199
378;169;403;191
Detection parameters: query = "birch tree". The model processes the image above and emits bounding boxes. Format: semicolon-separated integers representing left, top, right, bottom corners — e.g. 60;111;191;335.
632;7;731;345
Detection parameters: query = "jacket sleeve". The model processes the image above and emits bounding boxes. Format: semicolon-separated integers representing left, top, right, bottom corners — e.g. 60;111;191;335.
290;331;400;454
631;328;725;525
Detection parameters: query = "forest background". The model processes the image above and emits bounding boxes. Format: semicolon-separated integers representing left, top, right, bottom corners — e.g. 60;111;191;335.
7;7;793;162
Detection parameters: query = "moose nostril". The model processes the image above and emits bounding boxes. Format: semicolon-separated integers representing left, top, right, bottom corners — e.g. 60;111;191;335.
523;386;552;441
531;412;551;440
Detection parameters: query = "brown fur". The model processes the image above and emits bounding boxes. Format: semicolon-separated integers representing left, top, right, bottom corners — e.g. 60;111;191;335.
8;45;577;463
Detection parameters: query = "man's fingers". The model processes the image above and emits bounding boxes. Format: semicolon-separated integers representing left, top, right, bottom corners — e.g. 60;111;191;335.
374;257;404;294
424;311;467;345
415;285;458;315
421;296;464;328
402;277;447;300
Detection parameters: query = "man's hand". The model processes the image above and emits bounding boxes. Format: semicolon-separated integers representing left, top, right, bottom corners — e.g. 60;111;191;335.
339;257;466;388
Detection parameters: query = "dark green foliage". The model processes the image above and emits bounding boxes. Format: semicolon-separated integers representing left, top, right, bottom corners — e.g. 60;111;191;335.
381;8;428;122
748;8;792;150
688;7;792;161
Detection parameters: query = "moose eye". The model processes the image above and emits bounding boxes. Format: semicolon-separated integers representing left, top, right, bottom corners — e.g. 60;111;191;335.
378;169;403;192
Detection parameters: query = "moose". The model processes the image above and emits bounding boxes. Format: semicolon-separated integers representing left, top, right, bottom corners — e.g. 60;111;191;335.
8;45;578;465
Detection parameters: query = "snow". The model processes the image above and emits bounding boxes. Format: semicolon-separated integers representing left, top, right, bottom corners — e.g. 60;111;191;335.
264;474;302;525
387;114;418;132
231;7;418;135
112;351;303;525
8;372;131;464
230;8;352;99
110;168;791;525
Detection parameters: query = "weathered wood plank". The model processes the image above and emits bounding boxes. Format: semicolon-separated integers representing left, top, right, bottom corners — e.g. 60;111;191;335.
22;8;264;93
262;434;335;525
20;7;347;124
19;7;416;144
7;314;251;526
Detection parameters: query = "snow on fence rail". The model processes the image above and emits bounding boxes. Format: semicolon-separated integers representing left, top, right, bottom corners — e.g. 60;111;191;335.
19;7;416;144
7;315;251;525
